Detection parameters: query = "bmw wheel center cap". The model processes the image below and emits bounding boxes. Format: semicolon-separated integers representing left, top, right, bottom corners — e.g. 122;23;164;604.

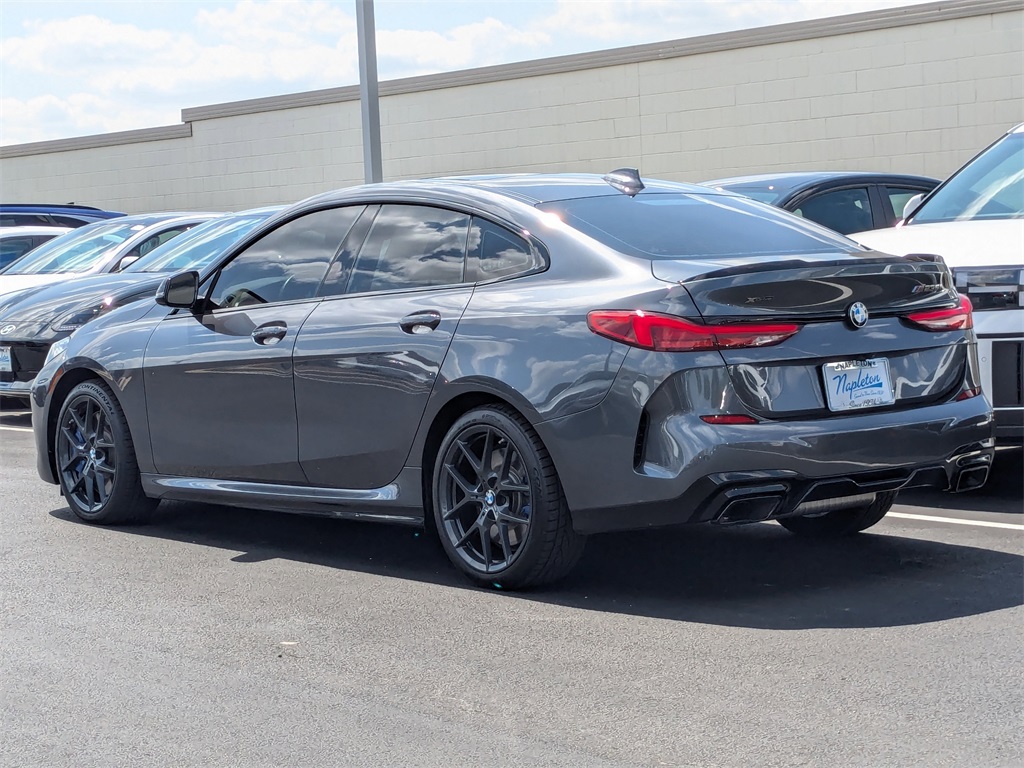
847;302;869;329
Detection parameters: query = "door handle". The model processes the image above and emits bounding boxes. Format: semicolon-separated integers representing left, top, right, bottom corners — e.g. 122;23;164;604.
252;324;287;345
399;310;442;335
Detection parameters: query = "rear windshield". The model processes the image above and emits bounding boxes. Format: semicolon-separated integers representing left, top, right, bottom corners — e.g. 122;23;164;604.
537;193;857;259
1;219;144;274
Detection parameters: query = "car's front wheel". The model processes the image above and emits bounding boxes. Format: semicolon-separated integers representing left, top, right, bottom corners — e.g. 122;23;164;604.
55;380;157;524
432;405;584;589
776;491;896;536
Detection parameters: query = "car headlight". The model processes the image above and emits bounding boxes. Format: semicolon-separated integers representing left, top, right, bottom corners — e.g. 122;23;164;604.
953;267;1024;311
44;336;71;366
49;298;115;333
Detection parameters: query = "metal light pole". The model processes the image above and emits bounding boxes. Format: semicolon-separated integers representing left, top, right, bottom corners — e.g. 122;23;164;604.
356;0;383;183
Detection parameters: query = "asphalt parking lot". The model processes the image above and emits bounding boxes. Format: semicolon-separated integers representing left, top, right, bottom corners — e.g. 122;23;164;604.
1;405;1021;767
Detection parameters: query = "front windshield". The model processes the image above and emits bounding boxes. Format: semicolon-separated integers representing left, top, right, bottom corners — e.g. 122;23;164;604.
125;211;273;273
911;131;1024;224
2;220;146;275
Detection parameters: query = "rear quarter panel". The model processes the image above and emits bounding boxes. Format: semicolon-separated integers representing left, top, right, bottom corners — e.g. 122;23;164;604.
408;223;679;468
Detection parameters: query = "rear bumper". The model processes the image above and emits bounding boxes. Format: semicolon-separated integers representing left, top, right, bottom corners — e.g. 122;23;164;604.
569;440;994;534
537;361;996;534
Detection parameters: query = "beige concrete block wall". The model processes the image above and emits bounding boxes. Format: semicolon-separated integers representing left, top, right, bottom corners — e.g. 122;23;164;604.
1;0;1021;213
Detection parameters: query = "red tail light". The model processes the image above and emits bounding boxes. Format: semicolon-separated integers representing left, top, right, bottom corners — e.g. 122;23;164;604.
905;295;974;331
700;414;759;425
587;310;800;352
956;386;982;401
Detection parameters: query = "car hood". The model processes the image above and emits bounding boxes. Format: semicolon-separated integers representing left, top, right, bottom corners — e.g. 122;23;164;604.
0;272;166;341
850;220;1024;268
0;273;67;300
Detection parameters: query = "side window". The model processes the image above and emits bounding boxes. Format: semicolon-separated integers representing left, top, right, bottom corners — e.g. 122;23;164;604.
792;187;873;235
126;226;193;260
347;204;469;294
51;215;89;228
0;213;50;227
467;218;540;281
208;207;361;309
0;236;36;267
885;186;929;221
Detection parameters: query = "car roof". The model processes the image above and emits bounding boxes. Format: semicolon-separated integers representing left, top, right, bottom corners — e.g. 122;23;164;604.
302;174;714;208
0;203;124;216
703;171;938;196
0;226;72;237
92;212;222;228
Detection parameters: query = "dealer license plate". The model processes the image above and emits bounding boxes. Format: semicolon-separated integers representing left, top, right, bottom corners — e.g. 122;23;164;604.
0;346;11;373
822;358;895;412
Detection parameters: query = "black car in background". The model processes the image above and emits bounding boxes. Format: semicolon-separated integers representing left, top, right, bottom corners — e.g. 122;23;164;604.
31;172;993;589
0;203;126;228
703;172;938;234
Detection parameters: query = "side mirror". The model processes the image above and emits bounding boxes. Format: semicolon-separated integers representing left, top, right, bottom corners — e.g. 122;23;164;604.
902;194;924;221
117;255;141;271
156;270;199;309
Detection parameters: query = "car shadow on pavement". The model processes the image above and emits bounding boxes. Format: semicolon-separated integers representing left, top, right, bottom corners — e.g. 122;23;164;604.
49;496;1023;631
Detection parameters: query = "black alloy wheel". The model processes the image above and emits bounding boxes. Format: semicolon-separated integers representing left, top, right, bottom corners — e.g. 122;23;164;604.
433;405;584;589
55;380;156;524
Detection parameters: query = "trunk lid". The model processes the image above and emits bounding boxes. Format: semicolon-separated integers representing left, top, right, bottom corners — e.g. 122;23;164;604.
651;252;969;419
651;252;957;320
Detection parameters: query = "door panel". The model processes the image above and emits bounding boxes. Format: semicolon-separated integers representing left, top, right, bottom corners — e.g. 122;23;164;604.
294;288;473;488
144;302;318;482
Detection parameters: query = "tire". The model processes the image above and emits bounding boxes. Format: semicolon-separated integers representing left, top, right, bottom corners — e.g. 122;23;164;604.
54;380;157;524
776;491;896;537
432;405;585;589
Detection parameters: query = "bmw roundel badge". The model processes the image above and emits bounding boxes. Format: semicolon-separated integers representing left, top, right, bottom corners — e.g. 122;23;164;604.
846;302;869;329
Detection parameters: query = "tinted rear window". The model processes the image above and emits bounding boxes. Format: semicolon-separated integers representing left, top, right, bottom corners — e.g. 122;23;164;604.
538;193;856;259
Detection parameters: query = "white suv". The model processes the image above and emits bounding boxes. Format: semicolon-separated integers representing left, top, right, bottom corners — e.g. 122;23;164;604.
851;124;1023;443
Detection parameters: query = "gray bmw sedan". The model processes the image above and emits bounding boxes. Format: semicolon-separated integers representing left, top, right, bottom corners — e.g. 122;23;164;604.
31;172;995;588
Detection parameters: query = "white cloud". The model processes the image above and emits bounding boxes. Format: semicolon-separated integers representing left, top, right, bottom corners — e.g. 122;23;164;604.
195;0;354;46
0;94;177;146
0;0;938;145
533;0;936;43
1;10;358;95
378;17;549;73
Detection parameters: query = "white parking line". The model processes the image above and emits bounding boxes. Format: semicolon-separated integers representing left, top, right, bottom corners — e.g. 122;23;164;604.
0;425;32;433
889;511;1024;531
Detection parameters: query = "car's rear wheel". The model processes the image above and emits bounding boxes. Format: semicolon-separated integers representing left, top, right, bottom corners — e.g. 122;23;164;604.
432;405;584;589
55;380;156;524
776;491;896;536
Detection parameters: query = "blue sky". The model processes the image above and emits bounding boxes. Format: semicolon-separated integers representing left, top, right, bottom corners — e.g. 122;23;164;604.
0;0;931;146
